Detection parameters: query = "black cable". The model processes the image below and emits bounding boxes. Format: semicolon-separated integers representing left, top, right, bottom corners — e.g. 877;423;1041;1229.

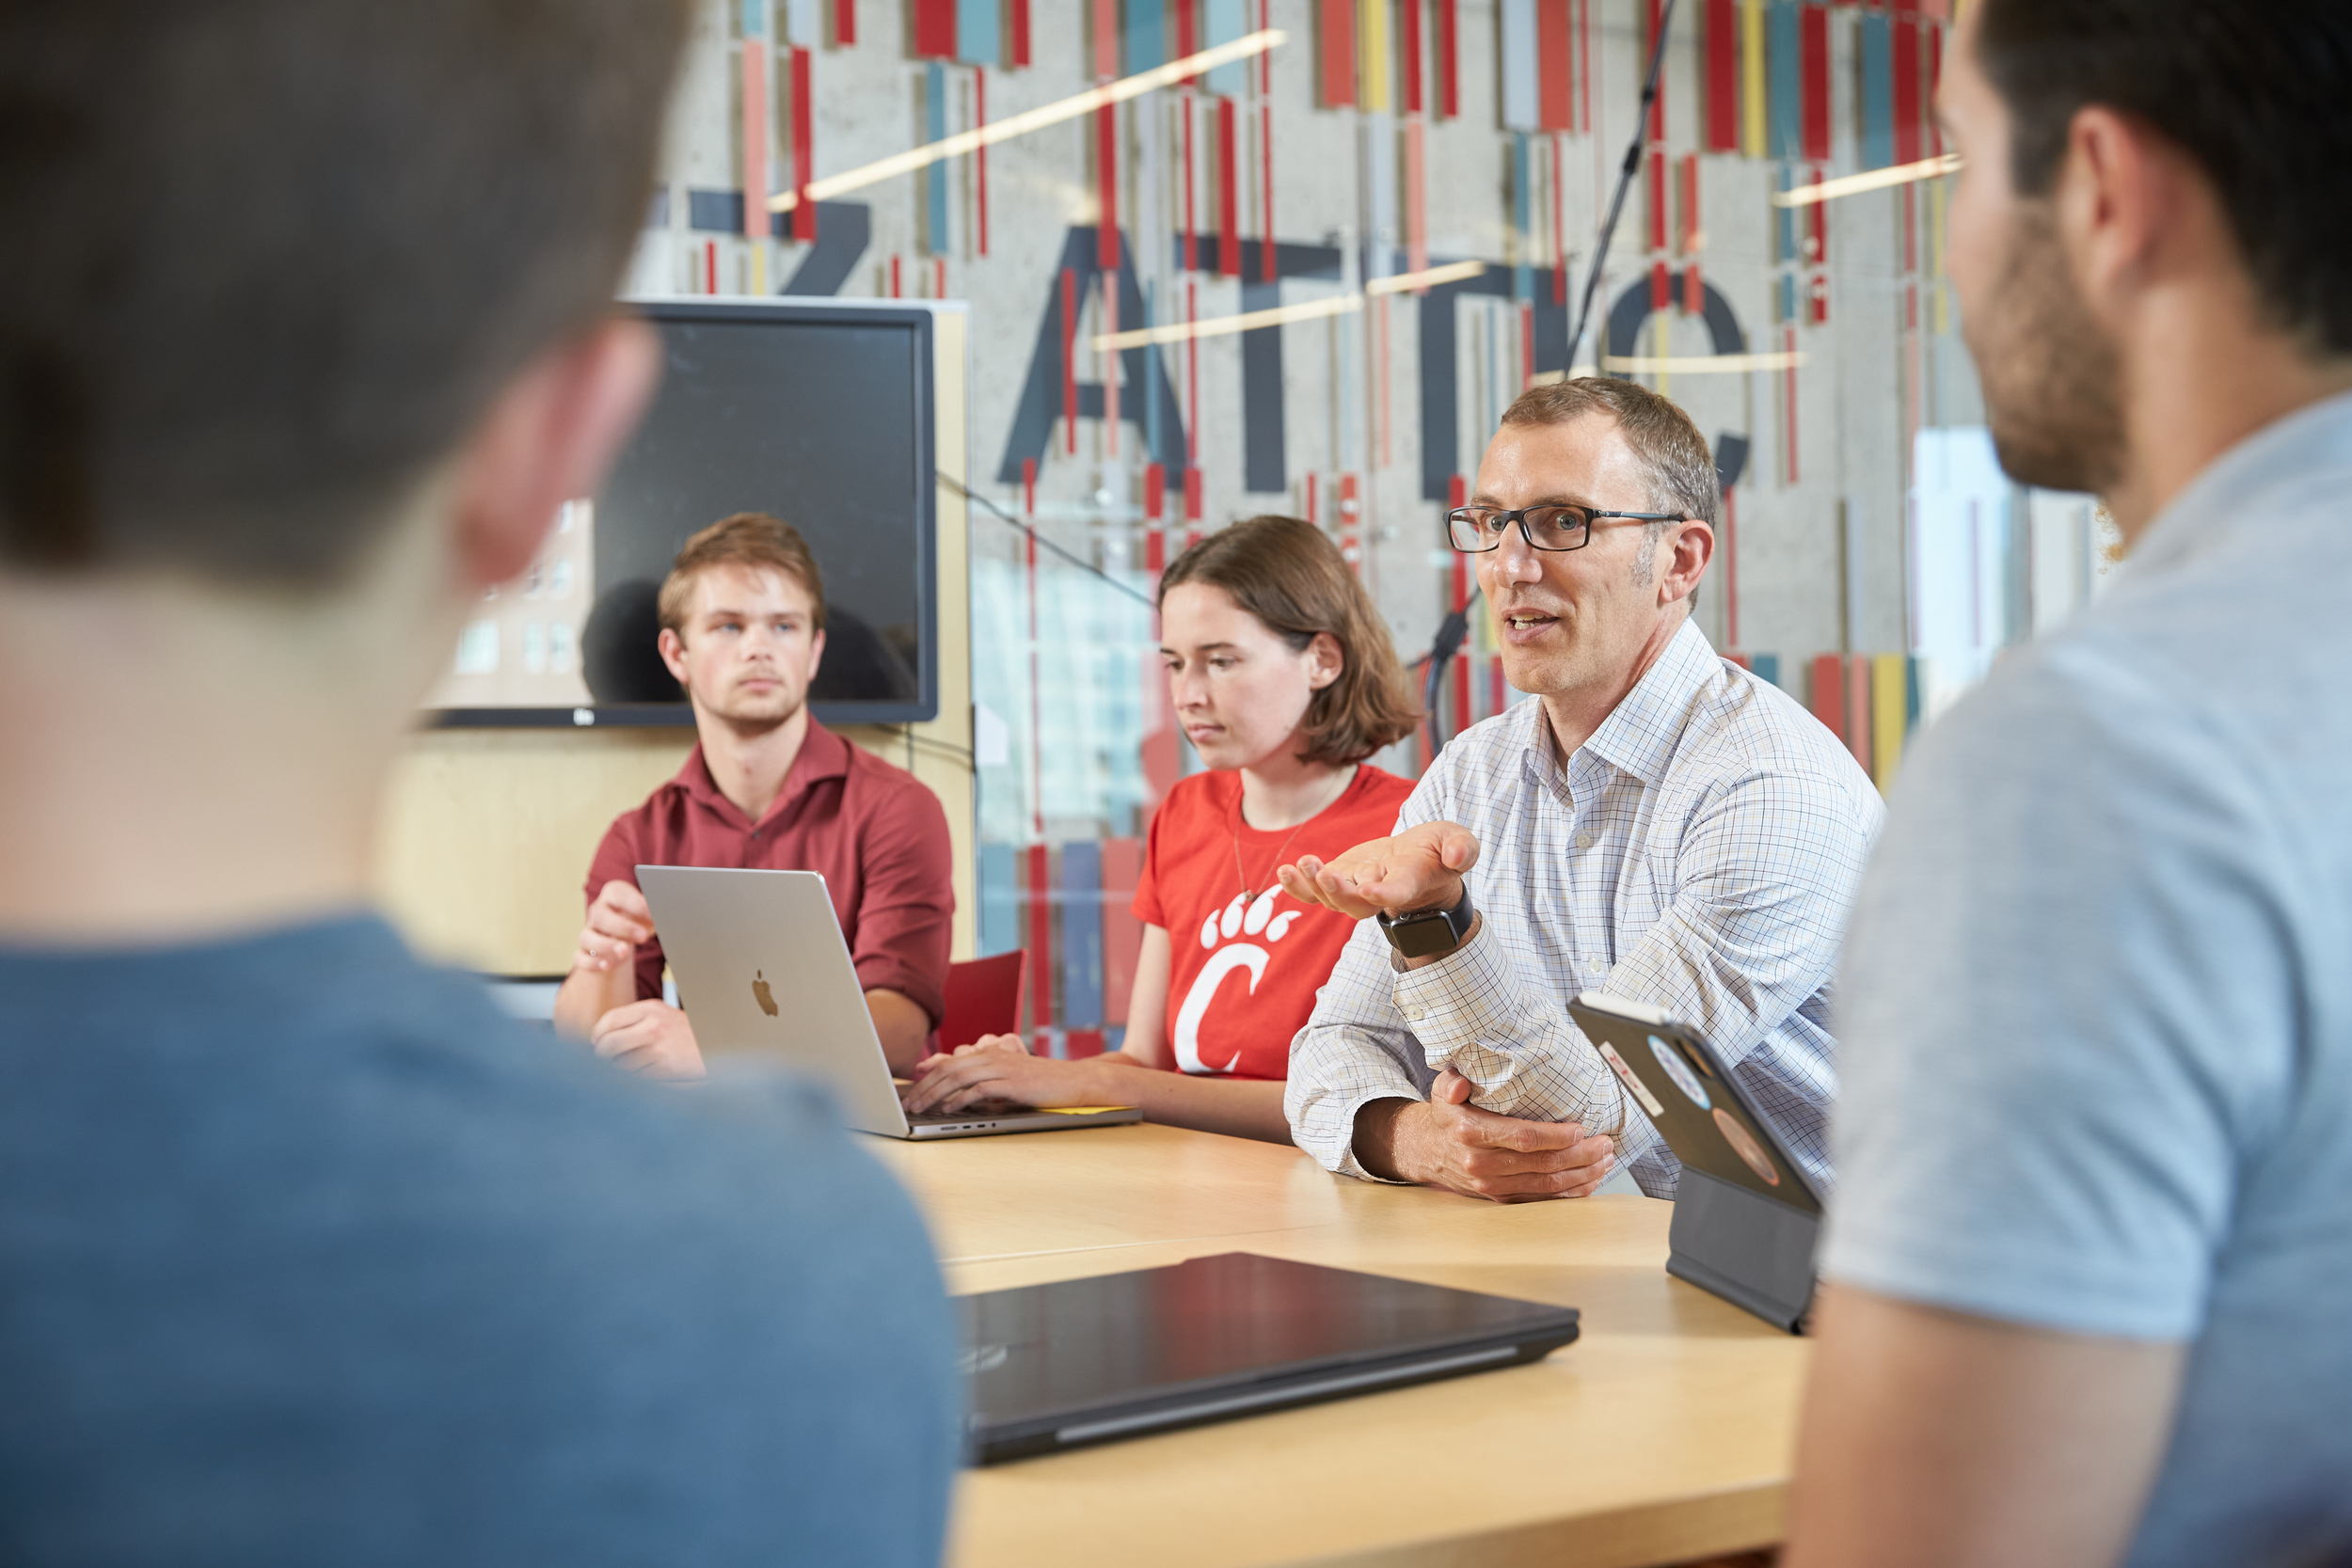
938;473;1159;611
1422;2;1676;753
1565;0;1683;373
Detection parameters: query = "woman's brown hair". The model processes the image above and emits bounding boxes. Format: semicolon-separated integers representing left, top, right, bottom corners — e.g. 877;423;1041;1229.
1158;515;1421;766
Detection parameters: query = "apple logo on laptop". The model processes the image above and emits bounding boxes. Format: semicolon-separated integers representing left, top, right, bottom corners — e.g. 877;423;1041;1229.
752;971;778;1017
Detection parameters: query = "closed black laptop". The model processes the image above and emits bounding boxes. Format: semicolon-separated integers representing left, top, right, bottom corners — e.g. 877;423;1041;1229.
959;1251;1581;1464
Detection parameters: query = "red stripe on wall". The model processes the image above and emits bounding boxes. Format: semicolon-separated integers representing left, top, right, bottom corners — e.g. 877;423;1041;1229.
1809;654;1846;744
1801;4;1831;161
1704;0;1738;151
1009;0;1029;66
1097;103;1120;272
1678;151;1700;254
914;0;956;59
1650;258;1671;312
1892;14;1922;166
790;46;816;242
834;0;855;46
1402;0;1424;114
741;40;769;241
1844;653;1873;773
1319;0;1357;106
1406;117;1428;276
1174;0;1200;78
1537;0;1572;130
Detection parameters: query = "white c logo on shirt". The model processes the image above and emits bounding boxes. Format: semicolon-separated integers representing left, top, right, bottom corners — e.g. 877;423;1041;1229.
1173;892;1302;1074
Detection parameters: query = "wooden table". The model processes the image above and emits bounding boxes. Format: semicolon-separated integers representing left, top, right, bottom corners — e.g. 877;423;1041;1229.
868;1123;1807;1568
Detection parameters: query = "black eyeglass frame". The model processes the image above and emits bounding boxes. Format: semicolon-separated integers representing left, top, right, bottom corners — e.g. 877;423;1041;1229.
1444;503;1688;553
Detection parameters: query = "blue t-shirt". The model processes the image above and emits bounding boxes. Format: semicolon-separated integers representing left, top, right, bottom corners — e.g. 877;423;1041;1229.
0;915;959;1566
1825;392;2352;1565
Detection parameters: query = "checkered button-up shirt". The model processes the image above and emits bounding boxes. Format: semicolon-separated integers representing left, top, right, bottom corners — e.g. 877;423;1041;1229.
1284;619;1883;1197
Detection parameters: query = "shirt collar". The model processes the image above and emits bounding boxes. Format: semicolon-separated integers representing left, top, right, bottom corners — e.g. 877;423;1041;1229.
2127;388;2352;581
1549;617;1719;790
674;717;850;830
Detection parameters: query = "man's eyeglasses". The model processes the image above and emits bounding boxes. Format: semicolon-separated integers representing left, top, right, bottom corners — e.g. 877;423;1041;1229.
1444;503;1685;553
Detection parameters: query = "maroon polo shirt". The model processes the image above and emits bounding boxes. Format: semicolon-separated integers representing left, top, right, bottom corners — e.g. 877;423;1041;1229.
584;721;954;1026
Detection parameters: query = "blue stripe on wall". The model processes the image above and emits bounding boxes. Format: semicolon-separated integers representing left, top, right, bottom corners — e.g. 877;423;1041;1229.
1204;0;1248;94
958;0;1000;64
1768;0;1802;161
927;61;950;254
1125;0;1166;71
1860;10;1894;169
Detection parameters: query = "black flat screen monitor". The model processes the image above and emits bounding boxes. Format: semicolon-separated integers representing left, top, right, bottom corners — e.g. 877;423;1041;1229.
426;299;938;728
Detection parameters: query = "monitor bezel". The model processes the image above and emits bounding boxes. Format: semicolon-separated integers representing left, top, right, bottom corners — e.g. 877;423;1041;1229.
426;295;940;730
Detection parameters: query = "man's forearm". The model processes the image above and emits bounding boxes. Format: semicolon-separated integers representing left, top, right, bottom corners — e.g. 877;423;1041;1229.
1351;1097;1423;1182
866;988;931;1075
553;962;636;1039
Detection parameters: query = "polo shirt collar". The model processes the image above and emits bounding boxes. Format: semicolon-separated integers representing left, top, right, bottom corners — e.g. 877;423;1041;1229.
1574;616;1717;789
2129;387;2352;581
675;718;851;831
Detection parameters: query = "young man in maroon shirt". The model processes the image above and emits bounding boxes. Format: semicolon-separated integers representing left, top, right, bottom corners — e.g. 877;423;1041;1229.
552;514;953;1077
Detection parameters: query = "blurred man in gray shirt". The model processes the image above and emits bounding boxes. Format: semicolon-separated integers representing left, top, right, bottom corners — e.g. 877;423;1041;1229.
1788;4;2352;1565
0;5;956;1563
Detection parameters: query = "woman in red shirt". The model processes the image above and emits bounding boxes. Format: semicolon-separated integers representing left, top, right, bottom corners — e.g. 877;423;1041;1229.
905;515;1419;1142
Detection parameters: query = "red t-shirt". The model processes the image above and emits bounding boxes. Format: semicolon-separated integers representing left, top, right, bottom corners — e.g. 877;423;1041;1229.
1133;766;1413;1081
584;721;954;1026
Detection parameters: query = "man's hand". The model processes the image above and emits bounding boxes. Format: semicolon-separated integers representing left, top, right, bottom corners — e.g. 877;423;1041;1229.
901;1033;1116;1116
589;999;706;1081
573;879;655;974
1355;1068;1616;1201
1276;820;1482;920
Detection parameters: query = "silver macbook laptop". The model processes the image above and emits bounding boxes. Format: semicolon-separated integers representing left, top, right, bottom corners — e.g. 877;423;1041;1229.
637;865;1141;1140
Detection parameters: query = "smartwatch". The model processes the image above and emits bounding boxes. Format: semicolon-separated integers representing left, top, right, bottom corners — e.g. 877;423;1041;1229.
1375;883;1475;960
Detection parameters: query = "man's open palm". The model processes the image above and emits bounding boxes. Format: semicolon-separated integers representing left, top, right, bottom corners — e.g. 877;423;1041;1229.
1276;820;1482;919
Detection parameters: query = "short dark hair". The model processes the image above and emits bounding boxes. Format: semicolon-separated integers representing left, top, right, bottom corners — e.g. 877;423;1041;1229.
1977;0;2352;356
660;514;828;636
0;0;689;586
1159;516;1420;768
1500;377;1721;528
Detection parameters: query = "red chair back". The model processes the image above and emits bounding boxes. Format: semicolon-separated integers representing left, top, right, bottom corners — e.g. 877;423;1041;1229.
938;951;1027;1051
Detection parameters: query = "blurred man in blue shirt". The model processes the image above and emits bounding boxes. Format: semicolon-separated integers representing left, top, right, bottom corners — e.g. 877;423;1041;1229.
1788;4;2352;1565
0;5;958;1563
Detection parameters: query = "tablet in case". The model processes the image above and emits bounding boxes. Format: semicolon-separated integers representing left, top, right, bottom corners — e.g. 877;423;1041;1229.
1567;992;1822;1334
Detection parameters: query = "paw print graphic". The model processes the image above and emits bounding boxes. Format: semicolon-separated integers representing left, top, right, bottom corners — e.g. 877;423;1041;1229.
1173;889;1302;1073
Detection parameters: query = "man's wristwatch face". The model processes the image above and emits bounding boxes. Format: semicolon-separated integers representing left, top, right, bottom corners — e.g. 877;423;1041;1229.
1377;886;1473;958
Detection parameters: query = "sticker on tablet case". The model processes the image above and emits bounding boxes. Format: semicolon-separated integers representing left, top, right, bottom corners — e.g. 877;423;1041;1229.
1597;1040;1666;1117
1714;1108;1782;1186
1649;1034;1710;1110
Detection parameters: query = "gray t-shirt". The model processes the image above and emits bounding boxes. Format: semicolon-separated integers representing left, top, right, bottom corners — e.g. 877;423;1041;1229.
0;915;959;1566
1825;392;2352;1566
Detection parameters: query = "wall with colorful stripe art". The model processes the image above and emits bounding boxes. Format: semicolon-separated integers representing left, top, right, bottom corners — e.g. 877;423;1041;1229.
631;0;2114;1051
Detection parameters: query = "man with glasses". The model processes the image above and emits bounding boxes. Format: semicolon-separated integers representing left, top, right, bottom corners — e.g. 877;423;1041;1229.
1279;379;1881;1200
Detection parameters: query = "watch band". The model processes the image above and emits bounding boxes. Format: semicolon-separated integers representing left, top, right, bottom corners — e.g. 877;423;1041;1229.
1375;883;1476;960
